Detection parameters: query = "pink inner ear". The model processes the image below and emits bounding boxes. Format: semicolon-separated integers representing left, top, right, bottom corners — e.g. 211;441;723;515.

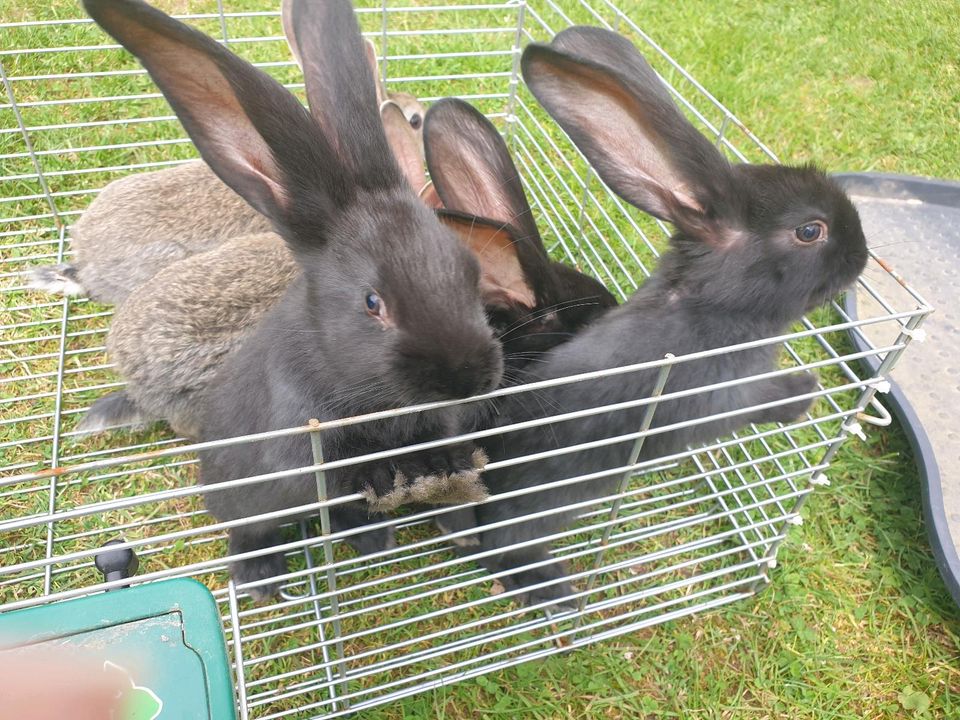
526;58;710;225
438;146;520;224
381;101;426;192
438;215;537;309
478;278;536;311
418;181;443;210
363;39;386;105
280;0;303;70
145;34;289;217
477;252;537;309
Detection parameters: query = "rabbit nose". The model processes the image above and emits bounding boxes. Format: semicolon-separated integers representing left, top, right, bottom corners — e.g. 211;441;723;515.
432;343;503;399
395;330;503;401
446;359;500;398
443;369;484;399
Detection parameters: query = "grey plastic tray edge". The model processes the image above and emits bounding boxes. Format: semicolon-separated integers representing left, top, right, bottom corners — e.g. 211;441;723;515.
835;171;960;610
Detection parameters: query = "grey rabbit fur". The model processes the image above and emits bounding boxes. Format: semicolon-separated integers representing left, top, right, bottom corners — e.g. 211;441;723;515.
28;7;425;306
89;98;616;440
91;101;424;440
439;27;869;610
29;161;272;304
81;0;504;600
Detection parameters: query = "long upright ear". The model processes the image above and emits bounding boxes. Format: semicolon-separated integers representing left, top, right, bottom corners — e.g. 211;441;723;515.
521;27;736;238
437;211;536;311
280;0;302;70
364;39;388;105
380;100;427;194
82;0;337;226
285;0;400;187
424;98;545;257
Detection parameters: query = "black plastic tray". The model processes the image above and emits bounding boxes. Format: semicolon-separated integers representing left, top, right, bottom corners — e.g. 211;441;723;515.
837;172;960;608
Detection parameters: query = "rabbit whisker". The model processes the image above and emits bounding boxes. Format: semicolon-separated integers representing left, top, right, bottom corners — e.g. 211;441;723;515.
497;300;600;340
867;239;919;250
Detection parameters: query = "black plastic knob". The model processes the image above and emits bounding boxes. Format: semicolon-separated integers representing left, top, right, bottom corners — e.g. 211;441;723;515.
94;539;139;589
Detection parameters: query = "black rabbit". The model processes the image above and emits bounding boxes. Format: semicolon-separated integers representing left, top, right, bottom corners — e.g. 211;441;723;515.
82;0;503;599
441;27;869;609
425;98;618;370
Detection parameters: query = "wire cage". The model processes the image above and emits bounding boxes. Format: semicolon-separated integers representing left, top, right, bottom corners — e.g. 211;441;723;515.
0;1;932;717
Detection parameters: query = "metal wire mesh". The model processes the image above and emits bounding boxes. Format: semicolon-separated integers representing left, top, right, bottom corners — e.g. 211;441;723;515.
0;1;932;717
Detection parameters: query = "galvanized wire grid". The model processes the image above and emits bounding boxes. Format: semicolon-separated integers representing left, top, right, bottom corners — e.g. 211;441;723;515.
0;1;932;717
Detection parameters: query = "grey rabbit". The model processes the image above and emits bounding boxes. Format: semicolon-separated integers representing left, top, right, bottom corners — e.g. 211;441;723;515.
439;27;869;609
28;161;271;304
81;0;503;600
29;2;426;305
85;101;426;438
88;97;616;439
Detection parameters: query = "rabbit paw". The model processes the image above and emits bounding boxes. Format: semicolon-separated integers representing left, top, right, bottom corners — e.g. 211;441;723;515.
361;448;489;512
342;524;396;557
407;442;482;479
760;371;818;424
231;553;287;603
435;506;481;548
522;583;578;615
506;569;578;614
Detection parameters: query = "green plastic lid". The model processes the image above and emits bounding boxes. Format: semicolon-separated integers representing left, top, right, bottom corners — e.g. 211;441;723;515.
0;578;237;719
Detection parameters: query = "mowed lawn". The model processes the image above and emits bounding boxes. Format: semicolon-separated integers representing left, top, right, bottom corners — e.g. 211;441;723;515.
2;1;959;718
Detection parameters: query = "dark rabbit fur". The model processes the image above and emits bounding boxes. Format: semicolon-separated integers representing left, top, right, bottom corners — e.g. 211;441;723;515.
29;4;425;306
85;102;421;439
88;97;615;440
82;0;504;599
425;98;618;375
440;27;869;609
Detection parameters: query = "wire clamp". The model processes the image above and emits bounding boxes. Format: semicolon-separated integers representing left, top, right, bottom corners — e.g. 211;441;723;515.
787;515;804;526
870;379;892;394
902;327;927;342
809;473;831;487
842;419;866;441
766;557;777;569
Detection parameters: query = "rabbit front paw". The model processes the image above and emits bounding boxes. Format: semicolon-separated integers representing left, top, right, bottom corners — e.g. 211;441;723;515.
227;525;287;602
750;372;818;425
358;446;489;512
405;442;483;480
230;552;287;603
501;566;577;614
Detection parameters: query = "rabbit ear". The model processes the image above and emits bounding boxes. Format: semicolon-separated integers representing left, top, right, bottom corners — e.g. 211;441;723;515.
424;98;545;257
437;211;536;310
82;0;341;225
286;0;399;185
380;101;427;195
280;0;302;70
363;39;388;105
418;181;443;210
521;27;739;242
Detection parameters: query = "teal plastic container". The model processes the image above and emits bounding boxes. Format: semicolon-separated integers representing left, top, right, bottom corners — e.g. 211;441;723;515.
0;578;236;719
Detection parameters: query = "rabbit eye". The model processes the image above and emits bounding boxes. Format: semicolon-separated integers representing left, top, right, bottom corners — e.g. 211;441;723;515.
408;113;422;130
365;292;383;315
795;221;827;243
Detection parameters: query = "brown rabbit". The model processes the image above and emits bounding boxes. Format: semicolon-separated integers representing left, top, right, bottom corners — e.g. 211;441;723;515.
28;3;426;305
90;102;426;437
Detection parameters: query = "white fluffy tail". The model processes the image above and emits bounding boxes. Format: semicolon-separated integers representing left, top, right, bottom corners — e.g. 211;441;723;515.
27;263;85;296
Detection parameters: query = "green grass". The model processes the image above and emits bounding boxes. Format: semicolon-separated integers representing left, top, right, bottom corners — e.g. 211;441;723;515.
2;0;959;718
